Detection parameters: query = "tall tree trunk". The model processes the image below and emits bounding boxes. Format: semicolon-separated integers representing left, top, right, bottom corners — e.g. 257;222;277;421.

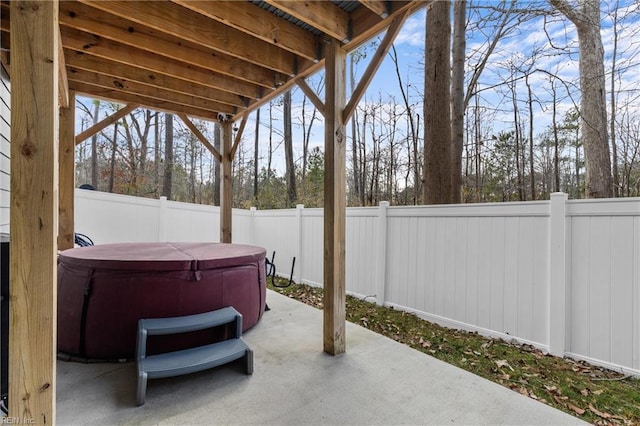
550;80;561;192
253;107;260;199
390;44;419;205
268;101;274;176
90;100;100;189
162;113;174;200
283;90;297;206
526;74;536;200
610;0;620;196
154;112;160;196
423;0;452;204
510;75;524;201
350;54;361;205
550;0;612;198
451;0;466;203
108;121;118;193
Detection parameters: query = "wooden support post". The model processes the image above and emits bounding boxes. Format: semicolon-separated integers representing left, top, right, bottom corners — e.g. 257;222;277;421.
9;0;59;422
59;91;76;250
323;39;346;356
220;120;233;243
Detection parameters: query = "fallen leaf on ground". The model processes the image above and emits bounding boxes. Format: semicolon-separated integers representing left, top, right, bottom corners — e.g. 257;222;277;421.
567;403;586;415
495;359;514;371
588;404;612;419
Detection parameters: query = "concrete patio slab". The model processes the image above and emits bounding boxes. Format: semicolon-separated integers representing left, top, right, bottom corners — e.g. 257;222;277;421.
56;290;586;425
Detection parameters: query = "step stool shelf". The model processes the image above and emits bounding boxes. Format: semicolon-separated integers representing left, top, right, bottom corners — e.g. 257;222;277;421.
136;306;253;406
139;339;252;379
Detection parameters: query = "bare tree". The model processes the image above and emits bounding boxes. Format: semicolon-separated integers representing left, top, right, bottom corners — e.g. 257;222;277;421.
90;100;100;189
423;0;452;204
451;0;467;203
162;113;174;200
549;0;612;198
253;108;260;199
283;90;297;206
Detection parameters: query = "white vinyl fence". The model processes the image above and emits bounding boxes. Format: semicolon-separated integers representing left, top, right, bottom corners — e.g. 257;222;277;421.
75;189;640;375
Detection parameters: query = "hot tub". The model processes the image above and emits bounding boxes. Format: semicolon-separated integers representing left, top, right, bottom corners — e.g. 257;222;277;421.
57;242;266;360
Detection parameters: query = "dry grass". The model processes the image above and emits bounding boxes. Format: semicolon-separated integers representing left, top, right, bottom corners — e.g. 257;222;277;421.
268;279;640;425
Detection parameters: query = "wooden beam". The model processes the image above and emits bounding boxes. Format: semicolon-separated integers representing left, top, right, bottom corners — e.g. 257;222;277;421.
59;91;76;250
66;67;236;116
232;60;325;122
59;1;279;89
348;1;424;52
174;0;319;61
323;38;347;356
80;0;299;76
70;80;220;121
61;26;263;100
177;113;221;163
297;78;325;116
230;115;248;160
65;50;247;109
265;0;351;42
220;120;233;243
58;27;69;108
359;0;390;18
75;102;138;145
9;0;59;421
343;10;410;122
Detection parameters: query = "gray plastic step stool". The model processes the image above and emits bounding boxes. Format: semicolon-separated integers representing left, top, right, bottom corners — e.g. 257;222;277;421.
136;306;253;405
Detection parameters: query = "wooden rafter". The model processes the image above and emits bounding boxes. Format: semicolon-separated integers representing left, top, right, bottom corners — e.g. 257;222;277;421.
177;113;222;163
265;0;351;42
65;51;247;109
80;0;301;76
70;81;220;120
61;26;263;100
349;1;421;50
359;0;390;18
75;102;139;145
174;0;319;61
343;10;410;122
59;1;279;89
67;67;236;116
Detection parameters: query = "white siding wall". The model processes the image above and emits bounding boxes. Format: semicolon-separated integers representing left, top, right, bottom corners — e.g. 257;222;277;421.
0;66;9;234
74;191;640;374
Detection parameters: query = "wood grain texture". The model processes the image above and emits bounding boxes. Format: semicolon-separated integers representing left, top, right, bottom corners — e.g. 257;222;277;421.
323;39;346;355
59;1;277;89
175;0;318;60
58;91;75;250
265;0;349;42
9;0;58;421
80;0;297;75
220;120;233;243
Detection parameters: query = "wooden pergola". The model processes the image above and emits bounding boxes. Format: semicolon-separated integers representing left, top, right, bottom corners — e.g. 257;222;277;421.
1;0;428;422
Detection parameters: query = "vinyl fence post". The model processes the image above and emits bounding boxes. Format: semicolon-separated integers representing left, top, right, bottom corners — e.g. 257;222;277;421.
549;192;568;356
159;196;168;242
376;201;389;306
296;204;305;283
250;207;257;246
